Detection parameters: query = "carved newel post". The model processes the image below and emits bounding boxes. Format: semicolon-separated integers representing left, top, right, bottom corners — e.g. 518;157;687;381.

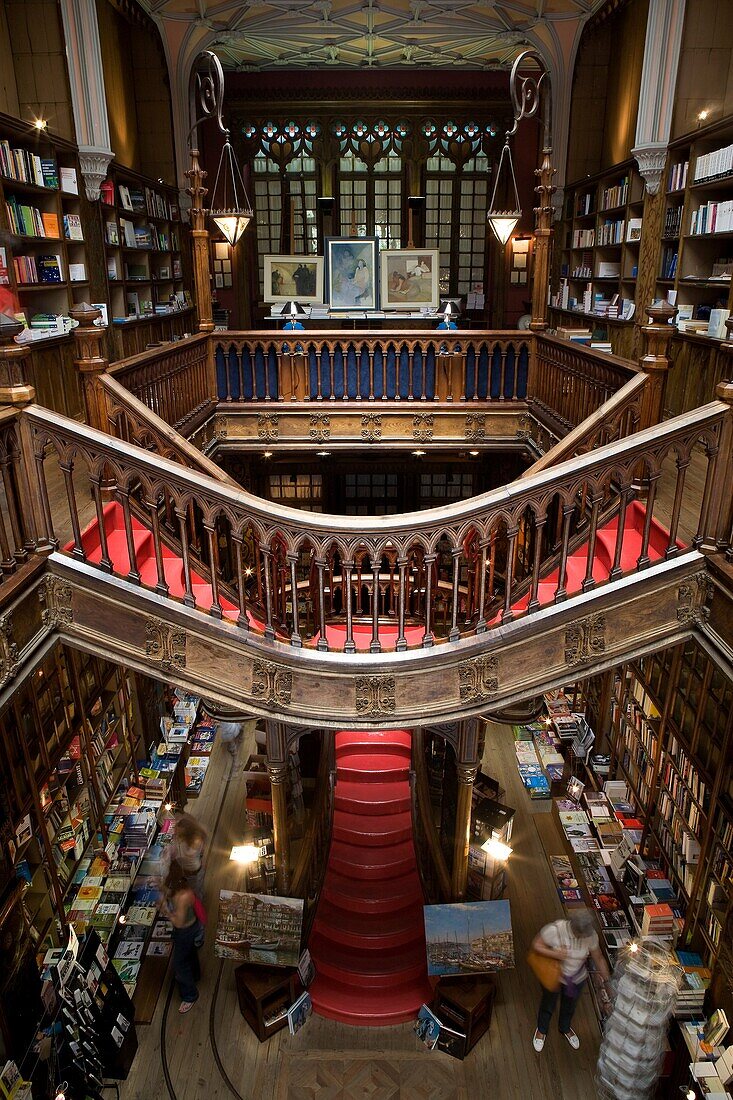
638;300;677;431
70;303;110;433
530;146;556;333
268;762;291;895
185;148;214;334
0;317;34;406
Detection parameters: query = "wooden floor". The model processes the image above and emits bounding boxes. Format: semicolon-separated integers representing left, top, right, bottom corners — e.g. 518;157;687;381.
119;723;600;1100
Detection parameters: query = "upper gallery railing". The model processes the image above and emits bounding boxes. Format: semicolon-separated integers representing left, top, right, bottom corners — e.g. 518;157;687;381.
104;330;638;439
23;398;729;654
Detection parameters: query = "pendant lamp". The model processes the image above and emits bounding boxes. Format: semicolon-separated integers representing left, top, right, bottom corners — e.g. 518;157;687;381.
209;138;253;246
487;140;522;246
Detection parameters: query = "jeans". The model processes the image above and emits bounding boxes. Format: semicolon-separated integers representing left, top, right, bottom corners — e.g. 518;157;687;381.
537;980;585;1035
172;922;201;1004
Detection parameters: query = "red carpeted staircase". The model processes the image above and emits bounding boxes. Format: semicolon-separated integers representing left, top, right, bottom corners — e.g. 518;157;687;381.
308;730;433;1026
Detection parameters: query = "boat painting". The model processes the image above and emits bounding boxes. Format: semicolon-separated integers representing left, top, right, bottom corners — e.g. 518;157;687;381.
423;900;515;977
215;890;304;966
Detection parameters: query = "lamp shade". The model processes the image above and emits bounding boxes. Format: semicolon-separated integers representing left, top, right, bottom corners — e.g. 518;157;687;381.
212;212;251;246
487;213;520;245
281;300;307;318
439;298;462;318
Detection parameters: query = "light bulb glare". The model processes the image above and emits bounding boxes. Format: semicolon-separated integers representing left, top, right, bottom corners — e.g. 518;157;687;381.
230;844;260;864
481;837;513;861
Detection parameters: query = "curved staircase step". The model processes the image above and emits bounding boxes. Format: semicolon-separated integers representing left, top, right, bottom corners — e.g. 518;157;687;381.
322;868;422;913
334;779;411;816
336;752;410;782
312;899;423;951
309;975;432;1027
333;807;413;846
328;838;416;880
335;730;412;755
308;932;427;987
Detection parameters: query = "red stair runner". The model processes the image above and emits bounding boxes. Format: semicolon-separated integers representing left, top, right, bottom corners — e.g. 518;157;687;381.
309;729;432;1026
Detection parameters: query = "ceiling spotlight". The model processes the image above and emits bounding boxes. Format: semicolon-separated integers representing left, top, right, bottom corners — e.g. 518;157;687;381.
33;117;48;131
263;450;273;459
469;450;479;457
412;449;426;457
697;109;709;122
317;450;331;457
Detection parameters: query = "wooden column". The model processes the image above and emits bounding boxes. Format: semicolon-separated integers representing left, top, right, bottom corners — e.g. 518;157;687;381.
0;319;34;407
70;303;109;432
529;146;555;333
451;718;480;900
712;371;733;554
637;300;677;430
186;147;215;334
269;762;291;895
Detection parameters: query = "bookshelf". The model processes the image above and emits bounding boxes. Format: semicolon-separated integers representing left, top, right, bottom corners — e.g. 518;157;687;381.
549;159;645;351
607;641;733;976
661;119;733;338
100;164;193;359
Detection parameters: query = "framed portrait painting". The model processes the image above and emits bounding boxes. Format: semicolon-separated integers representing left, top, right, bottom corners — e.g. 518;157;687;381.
325;237;379;311
263;255;324;304
380;249;439;310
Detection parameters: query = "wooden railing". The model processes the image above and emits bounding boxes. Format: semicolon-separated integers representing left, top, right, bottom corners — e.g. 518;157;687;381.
522;372;647;478
411;728;452;902
106;333;213;434
23;399;729;653
214;330;532;404
532;335;638;433
0;408;35;578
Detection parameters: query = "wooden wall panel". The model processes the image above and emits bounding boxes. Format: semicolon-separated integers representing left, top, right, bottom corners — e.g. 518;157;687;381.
1;0;74;139
0;2;20;119
672;0;733;139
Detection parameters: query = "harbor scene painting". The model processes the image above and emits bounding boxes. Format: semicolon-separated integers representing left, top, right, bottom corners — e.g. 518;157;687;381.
423;900;515;976
215;890;304;967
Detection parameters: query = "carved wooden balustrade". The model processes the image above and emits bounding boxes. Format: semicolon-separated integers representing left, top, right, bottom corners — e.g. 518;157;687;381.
22;398;730;655
214;330;532;404
0;408;36;581
532;334;638;434
107;333;214;434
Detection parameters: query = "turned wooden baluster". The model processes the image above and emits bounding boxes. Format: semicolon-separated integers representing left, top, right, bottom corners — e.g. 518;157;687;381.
34;443;57;549
554;506;574;602
665;456;689;558
370;558;381;653
61;459;85;561
287;552;301;646
498;347;507;401
0;444;26;562
147;496;169;598
176;506;196;607
368;347;375;401
396;556;408;651
90;473;112;573
476;539;489;632
261;545;275;639
581;490;602;592
608;484;631;580
637;473;660;569
501;525;518;623
527;513;547;613
449;547;462;641
315;557;328;651
381;347;388;401
343;559;355;653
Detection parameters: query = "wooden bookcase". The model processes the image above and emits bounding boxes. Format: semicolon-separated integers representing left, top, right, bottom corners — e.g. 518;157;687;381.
100;163;194;360
607;641;733;975
0;644;148;956
659;118;733;330
549;158;645;354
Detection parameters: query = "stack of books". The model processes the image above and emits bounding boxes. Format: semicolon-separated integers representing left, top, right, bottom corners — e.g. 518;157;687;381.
674;950;711;1017
641;902;675;937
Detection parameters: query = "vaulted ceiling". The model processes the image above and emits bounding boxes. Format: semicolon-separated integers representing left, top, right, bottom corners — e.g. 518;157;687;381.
136;0;608;70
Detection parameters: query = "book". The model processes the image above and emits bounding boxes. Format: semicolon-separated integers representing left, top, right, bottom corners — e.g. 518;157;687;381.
287;991;312;1035
41;212;59;237
63;213;83;240
60;167;78;194
414;1004;441;1050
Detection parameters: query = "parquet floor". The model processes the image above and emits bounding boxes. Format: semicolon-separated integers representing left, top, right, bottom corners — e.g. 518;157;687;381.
119;722;600;1100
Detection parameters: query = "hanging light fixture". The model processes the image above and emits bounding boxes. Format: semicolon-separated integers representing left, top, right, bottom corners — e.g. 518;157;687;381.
209;136;252;247
487;139;522;246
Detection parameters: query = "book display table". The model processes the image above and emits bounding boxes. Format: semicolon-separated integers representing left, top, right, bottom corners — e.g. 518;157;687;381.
235;964;299;1042
431;975;496;1053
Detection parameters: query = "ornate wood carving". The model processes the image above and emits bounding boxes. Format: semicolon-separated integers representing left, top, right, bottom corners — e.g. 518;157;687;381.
0;613;19;689
677;571;713;626
465;414;486;441
145;619;187;672
361;414;382;442
309;414;331;442
564;613;607;666
458;655;498;702
213;414;228;440
39;576;73;628
412;414;434;441
355;674;396;716
251;659;293;706
257;413;280;442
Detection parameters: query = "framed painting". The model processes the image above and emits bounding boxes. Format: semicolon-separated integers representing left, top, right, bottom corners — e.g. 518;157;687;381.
325;236;379;311
380;248;439;310
263;255;324;304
